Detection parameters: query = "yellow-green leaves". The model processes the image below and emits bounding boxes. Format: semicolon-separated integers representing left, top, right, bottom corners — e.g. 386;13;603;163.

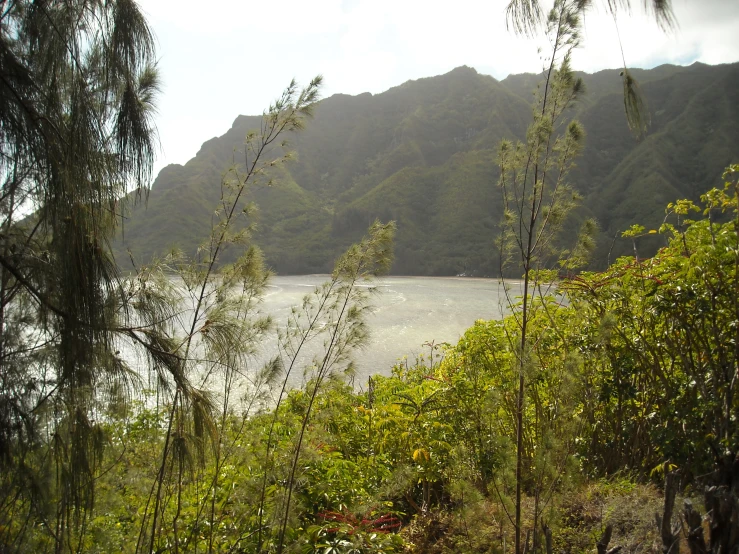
621;224;645;238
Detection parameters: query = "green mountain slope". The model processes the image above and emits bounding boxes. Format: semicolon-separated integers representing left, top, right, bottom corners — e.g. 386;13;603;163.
115;62;739;275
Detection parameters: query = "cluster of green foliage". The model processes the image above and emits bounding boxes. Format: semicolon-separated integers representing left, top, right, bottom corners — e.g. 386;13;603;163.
6;167;738;552
569;170;739;482
0;1;160;551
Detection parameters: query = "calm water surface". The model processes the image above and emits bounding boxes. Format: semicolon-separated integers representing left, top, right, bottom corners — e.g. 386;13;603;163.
259;275;519;386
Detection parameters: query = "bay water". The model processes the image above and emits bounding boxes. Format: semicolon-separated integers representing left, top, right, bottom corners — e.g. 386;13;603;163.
258;275;519;388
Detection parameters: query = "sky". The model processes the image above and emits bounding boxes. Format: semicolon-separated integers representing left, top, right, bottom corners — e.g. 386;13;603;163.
137;0;739;178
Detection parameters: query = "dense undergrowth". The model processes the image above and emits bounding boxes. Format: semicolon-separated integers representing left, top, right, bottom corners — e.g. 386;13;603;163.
5;169;738;552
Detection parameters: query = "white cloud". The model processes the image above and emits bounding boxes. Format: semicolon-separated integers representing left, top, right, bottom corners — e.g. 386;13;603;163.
140;0;346;35
137;0;739;177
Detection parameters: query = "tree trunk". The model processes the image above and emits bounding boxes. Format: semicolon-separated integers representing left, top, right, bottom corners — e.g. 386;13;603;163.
656;469;680;554
522;528;531;554
703;451;739;553
683;499;708;554
704;485;739;553
597;524;623;554
542;522;553;554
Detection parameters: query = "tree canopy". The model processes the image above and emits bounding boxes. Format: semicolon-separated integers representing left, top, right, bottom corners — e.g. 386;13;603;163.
0;0;159;548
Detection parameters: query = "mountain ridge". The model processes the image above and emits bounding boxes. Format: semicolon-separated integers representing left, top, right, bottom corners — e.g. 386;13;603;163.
117;61;739;275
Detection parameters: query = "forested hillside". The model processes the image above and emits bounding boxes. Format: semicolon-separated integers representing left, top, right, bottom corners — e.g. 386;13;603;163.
116;61;739;275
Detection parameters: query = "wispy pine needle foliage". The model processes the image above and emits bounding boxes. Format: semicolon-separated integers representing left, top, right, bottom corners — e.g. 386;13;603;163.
0;1;160;550
496;2;595;552
130;77;324;554
506;0;673;138
272;220;395;554
621;68;651;140
506;0;675;34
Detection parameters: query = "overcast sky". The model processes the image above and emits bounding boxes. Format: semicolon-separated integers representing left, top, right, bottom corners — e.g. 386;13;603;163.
137;0;739;178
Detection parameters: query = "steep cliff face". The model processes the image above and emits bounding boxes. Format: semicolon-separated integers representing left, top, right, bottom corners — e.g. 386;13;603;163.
115;62;739;275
